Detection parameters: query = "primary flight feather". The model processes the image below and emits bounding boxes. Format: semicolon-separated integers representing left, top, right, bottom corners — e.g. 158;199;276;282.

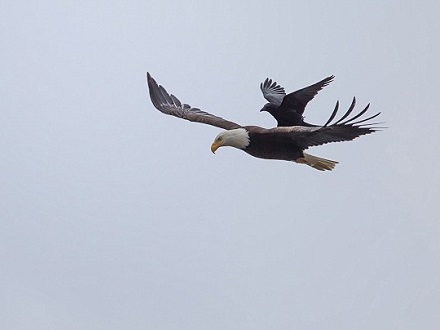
147;72;380;171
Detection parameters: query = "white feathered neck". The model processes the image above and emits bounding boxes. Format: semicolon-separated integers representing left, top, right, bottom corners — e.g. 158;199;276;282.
216;128;250;149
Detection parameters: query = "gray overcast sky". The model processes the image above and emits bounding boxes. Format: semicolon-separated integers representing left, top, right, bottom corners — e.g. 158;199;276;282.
1;1;439;329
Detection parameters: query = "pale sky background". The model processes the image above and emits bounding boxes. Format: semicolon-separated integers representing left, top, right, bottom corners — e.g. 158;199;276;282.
1;1;439;329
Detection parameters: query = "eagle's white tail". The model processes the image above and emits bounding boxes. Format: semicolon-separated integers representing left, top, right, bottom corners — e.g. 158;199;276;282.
296;152;338;171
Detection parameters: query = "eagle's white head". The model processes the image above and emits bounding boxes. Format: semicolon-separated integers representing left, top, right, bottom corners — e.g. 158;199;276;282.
211;128;250;153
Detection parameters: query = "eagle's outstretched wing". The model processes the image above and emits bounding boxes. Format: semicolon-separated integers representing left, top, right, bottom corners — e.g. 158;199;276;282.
147;73;241;130
267;98;381;149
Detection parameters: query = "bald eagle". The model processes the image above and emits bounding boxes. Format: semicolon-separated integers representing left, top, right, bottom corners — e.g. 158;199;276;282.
147;73;380;171
260;76;334;126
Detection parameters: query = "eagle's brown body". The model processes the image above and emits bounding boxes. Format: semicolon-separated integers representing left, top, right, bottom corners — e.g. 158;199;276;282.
244;126;304;161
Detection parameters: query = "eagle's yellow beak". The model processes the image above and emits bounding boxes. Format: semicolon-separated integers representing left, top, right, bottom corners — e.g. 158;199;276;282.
211;140;222;154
